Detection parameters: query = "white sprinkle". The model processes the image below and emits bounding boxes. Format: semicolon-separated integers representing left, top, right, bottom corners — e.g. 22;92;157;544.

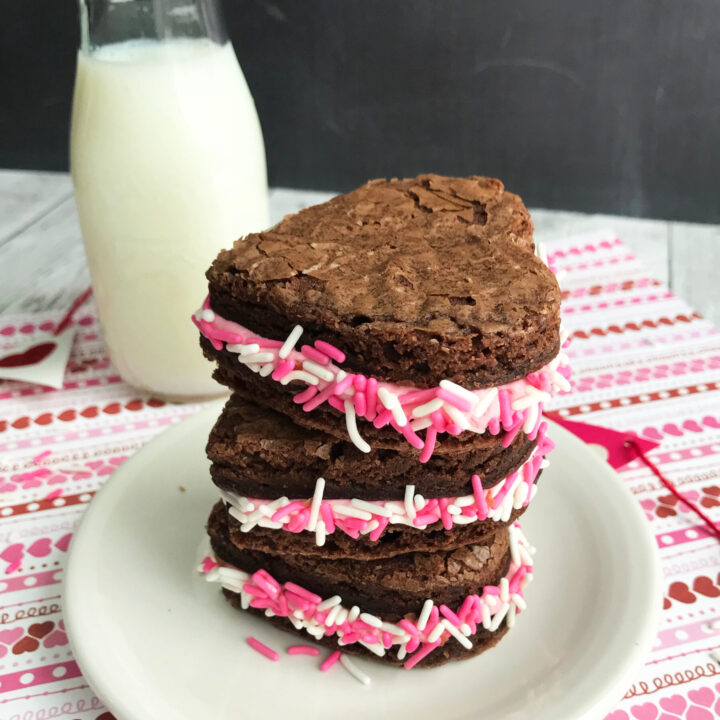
307;477;325;531
410;417;433;431
522;573;533;591
427;622;446;643
509;531;521;567
335;607;348;626
404;485;416;520
506;603;517;628
325;604;342;627
315;520;326;547
711;619;720;630
414;494;425;511
443;403;469;430
489;603;510;632
380;622;406;636
348;606;360;622
481;602;491;629
383;501;406;515
302;359;335;382
454;495;475;508
280;370;320;386
523;404;539;433
340;654;372;685
240;520;257;532
512;594;527;611
360;612;383;628
417;599;433;632
472;387;498;418
554;373;571;392
241;593;250;610
452;515;475;525
512;389;551;410
351;498;393;518
447;504;461;516
460;623;472;636
317;595;342;612
540;458;550;470
246;363;262;372
265;609;275;618
411;397;444;418
256;518;284;529
279;325;303;359
258;363;275;377
519;546;534;567
443;619;474;649
201;309;216;322
344;400;371;453
439;379;478;403
228;506;247;524
359;640;386;657
378;387;407;427
334;503;372;521
227;343;260;355
397;645;407;661
365;519;379;535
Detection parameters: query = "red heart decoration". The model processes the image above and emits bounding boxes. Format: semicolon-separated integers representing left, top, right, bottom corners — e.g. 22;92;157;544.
34;413;53;426
81;406;99;418
103;403;121;415
658;494;679;507
693;576;720;598
663;596;671;609
12;636;39;654
656;506;676;518
27;621;54;639
57;410;76;422
703;486;720;497
668;581;696;604
701;497;720;508
125;400;143;411
607;325;623;334
55;534;72;552
0;342;56;368
11;417;30;429
626;322;640;331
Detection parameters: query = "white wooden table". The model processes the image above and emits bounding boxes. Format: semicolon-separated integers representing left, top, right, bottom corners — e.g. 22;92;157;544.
0;169;717;324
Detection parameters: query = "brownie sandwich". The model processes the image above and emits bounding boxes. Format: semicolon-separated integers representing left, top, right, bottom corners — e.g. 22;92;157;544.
194;174;568;673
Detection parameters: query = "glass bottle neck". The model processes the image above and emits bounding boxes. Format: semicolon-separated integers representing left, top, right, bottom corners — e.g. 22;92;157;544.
78;0;227;53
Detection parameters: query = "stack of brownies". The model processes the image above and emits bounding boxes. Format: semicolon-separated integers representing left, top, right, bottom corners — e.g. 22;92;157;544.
195;175;569;669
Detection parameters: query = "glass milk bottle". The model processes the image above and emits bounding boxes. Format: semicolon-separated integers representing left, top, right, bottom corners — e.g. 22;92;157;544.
70;0;269;400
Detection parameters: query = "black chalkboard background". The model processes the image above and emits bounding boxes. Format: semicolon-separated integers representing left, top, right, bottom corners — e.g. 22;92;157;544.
1;0;718;222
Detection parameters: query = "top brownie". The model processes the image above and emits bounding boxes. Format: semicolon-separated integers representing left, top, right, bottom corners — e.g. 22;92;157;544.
207;174;560;388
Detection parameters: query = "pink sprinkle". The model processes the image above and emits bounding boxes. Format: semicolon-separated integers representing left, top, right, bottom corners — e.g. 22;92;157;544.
437;387;473;412
361;633;378;644
488;474;516;509
288;645;320;656
252;569;281;597
525;372;541;389
333;373;355;395
242;583;269;599
509;566;529;593
247;636;279;661
373;408;393;428
272;359;295;381
398;619;419;637
406;636;420;654
438;498;453;530
201;556;217;573
419;427;437;463
413;512;438;527
320;503;336;533
202;296;211;309
327;395;345;412
314;340;346;363
209;328;246;344
286;509;311;533
457;595;476;621
33;450;52;464
445;422;463;436
303;383;338;412
501;417;524;448
285;592;311;612
426;605;440;632
321;650;342;671
404;640;441;670
302;345;331;365
484;586;500;596
527;409;543;440
271;500;306;523
488;417;500;434
284;582;322;604
498;389;513;427
293;386;318;404
439;604;462;627
354;391;367;416
382;632;394;648
253;337;284;349
397;388;437;406
369;516;388;541
353;374;367;391
365;378;378;420
538;372;551;393
401;423;425;450
430;410;446;432
341;632;360;644
45;488;62;501
199;320;223;350
248;598;273;611
337;516;369;531
471;474;488;519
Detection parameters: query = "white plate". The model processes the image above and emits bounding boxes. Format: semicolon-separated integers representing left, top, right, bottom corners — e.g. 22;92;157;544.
64;402;661;720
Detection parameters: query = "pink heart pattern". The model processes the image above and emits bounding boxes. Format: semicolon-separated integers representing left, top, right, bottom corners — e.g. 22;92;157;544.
632;703;658;720
660;696;686;714
27;538;51;558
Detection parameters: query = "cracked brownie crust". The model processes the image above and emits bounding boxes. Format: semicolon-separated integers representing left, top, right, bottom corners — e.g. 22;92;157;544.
205;174;560;388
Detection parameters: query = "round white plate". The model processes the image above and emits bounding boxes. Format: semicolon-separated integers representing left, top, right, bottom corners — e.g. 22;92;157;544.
65;402;661;720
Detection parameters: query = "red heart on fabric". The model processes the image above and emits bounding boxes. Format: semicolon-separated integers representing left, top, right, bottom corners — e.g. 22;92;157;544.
668;581;696;604
0;342;56;368
656;506;677;518
27;621;54;639
663;596;671;609
34;413;53;426
125;400;143;411
27;538;52;557
693;576;720;598
58;410;76;422
12;636;39;654
659;695;686;713
103;402;122;414
703;486;720;497
701;497;720;508
631;702;658;720
81;406;99;418
658;494;679;507
55;534;72;552
11;417;30;429
688;687;715;707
